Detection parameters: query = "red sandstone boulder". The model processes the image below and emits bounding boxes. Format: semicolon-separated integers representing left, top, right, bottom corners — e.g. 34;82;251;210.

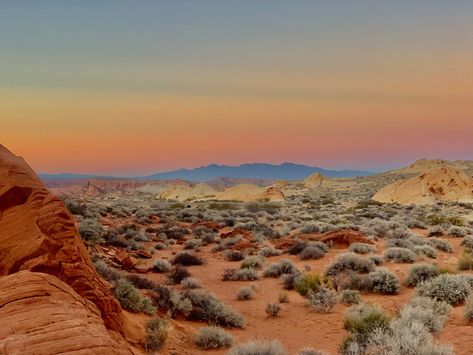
0;271;132;354
0;145;122;331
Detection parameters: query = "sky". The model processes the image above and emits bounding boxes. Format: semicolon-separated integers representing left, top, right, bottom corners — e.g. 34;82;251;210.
1;1;472;176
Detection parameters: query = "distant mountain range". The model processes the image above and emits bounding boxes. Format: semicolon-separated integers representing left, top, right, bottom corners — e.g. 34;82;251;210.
40;163;372;181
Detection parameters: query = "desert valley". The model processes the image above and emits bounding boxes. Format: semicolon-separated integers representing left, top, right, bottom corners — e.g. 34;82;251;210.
2;2;473;354
2;144;473;354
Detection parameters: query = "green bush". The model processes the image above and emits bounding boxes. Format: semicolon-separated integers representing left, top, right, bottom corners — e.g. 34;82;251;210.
294;273;332;297
195;326;233;349
342;303;390;352
458;252;473;270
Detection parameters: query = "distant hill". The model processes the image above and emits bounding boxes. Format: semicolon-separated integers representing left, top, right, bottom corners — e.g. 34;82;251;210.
144;163;372;181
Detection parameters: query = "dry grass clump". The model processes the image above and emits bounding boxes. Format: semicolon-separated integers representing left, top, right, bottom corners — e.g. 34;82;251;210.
228;340;286;355
266;303;282;317
195;326;233;349
144;317;171;351
236;287;254;301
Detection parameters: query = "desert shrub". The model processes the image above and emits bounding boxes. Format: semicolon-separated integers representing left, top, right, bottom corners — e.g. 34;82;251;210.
265;303;282;317
278;292;289;303
181;277;202;289
429;237;452;253
384;247;416;263
240;256;265;270
64;198;88;216
340;289;361;305
153;259;172;273
386;238;414;250
152;284;192;318
78;218;104;244
126;274;156;290
167;266;191;284
414;245;437;259
225;250;245;261
447;226;467;237
184;238;201;250
144;317;170;351
171;251;203;266
458;251;473;270
332;271;370;292
427;226;444;237
281;272;301;290
366;321;453;355
94;260;121;282
259;246;281;257
237;287;254;301
288;241;308;255
416;274;471;305
348;243;375;254
405;264;440;287
223;268;258;281
368;255;384;266
307;287;336;313
307;241;329;253
342;303;390;352
195;326;233;350
154;241;168;250
366;269;400;295
263;259;298;278
461;235;473;250
228;340;286;355
246;202;280;215
426;214;448;226
325;253;375;276
113;278;156;315
464;294;473;321
394;296;451;333
183;289;244;328
299;246;325;260
294;273;332;297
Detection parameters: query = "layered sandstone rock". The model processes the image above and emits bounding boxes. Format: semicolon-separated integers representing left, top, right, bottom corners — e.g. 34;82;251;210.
373;167;473;205
215;183;286;202
0;144;122;331
0;271;132;355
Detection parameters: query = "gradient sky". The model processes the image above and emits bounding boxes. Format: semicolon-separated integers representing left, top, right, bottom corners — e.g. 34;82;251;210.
1;1;473;175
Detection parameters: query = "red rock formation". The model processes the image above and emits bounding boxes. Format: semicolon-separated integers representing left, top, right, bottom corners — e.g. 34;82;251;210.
0;271;132;354
0;145;122;331
317;229;374;247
